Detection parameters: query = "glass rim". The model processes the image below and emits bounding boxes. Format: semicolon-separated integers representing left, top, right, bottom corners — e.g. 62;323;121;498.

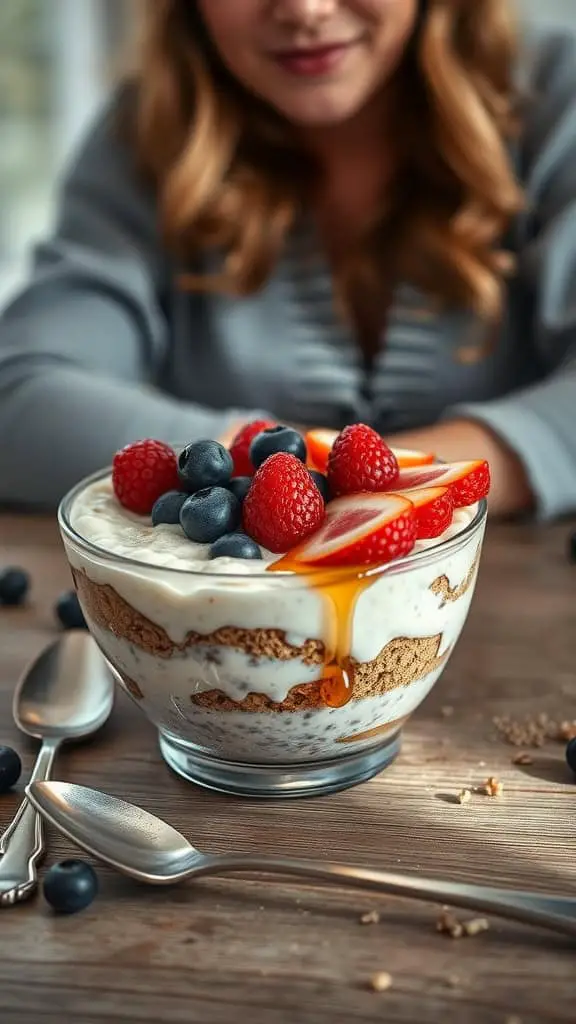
58;466;488;585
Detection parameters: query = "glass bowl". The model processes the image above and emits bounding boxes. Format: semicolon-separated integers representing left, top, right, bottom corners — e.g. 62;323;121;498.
58;468;487;798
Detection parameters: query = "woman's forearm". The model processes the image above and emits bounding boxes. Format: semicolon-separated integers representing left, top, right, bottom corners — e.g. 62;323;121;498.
387;418;534;517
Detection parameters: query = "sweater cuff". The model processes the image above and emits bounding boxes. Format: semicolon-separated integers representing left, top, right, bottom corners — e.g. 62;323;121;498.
444;398;576;520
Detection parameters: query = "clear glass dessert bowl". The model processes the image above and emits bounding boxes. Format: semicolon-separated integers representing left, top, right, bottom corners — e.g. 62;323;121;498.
58;468;487;798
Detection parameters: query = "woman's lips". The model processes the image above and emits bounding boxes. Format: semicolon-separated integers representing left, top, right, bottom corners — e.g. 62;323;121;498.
271;42;356;77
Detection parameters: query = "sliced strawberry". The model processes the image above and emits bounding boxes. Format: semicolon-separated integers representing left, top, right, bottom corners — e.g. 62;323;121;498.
392;447;435;468
401;486;454;539
305;429;338;473
394;460;490;508
288;493;417;567
305;429;434;474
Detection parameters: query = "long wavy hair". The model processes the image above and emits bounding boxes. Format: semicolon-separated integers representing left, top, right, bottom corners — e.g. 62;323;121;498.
132;0;523;321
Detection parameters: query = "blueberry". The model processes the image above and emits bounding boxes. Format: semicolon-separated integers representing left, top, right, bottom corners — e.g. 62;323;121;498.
568;530;576;564
0;567;30;606
43;860;98;915
55;590;87;630
178;440;233;492
180;487;240;543
309;470;331;503
566;737;576;775
151;490;188;526
210;533;262;560
227;477;252;504
249;426;307;468
0;746;22;794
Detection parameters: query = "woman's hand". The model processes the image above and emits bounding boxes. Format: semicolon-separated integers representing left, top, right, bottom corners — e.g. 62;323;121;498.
387;419;534;517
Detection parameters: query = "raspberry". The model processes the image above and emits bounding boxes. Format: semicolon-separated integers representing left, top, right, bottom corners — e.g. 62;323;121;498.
327;423;399;497
243;453;325;553
229;419;275;477
112;439;179;515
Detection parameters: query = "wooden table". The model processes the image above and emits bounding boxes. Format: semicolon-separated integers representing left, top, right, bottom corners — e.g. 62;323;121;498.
0;514;575;1024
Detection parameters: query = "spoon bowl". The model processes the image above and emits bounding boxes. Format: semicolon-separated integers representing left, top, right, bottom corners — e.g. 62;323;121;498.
13;631;114;740
27;780;576;940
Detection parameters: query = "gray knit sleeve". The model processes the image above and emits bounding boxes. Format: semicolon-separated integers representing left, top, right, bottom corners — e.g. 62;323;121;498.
446;29;576;519
0;95;266;509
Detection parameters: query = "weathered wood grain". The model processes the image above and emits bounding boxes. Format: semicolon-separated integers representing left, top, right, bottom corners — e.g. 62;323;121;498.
0;513;575;1024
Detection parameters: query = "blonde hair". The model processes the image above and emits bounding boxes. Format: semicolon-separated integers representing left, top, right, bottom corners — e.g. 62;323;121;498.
134;0;523;320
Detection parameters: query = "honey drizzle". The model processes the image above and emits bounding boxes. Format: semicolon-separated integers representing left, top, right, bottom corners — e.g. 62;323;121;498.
268;557;377;708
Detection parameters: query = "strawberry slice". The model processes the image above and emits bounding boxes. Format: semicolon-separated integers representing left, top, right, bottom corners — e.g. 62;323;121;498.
305;429;338;472
394;460;490;508
400;486;454;539
288;493;417;567
305;429;434;474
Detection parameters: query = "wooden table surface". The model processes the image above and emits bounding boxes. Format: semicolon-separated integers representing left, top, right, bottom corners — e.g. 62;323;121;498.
0;513;575;1024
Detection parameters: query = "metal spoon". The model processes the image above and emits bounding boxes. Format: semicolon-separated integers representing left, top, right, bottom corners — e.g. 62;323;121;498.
0;634;114;906
27;780;576;940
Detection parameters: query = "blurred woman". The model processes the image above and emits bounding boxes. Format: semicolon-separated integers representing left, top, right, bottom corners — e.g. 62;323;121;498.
0;0;575;517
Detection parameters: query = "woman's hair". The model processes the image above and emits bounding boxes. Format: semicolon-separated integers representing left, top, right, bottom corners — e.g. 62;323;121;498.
133;0;523;321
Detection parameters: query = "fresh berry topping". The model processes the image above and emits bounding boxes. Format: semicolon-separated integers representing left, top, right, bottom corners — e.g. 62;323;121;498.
178;439;233;493
55;590;88;630
402;486;454;539
243;453;325;553
43;860;98;915
180;487;241;543
227;476;252;504
0;746;22;794
113;439;179;515
567;530;576;565
229;419;275;477
288;493;416;567
305;429;338;473
309;470;331;504
250;425;307;469
395;460;490;508
0;566;30;606
306;428;434;474
210;532;262;560
151;490;188;526
327;423;399;497
566;737;576;775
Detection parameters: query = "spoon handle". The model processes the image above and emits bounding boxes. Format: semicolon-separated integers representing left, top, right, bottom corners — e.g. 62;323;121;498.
0;738;60;907
202;854;576;940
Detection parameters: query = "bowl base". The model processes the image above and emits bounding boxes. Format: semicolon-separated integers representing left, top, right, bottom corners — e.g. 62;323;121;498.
158;730;401;798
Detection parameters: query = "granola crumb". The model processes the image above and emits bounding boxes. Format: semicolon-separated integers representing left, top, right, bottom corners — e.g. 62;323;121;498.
557;720;576;741
360;910;381;925
512;752;533;766
478;776;503;797
369;971;392;992
436;908;490;939
436;908;464;939
443;974;461;988
462;917;490;937
457;789;471;805
493;713;576;748
441;705;454;718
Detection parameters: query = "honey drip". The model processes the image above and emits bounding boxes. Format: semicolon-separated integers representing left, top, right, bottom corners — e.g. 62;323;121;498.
269;556;377;708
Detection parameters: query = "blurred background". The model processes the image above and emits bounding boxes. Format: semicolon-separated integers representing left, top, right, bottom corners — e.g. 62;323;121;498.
0;0;574;305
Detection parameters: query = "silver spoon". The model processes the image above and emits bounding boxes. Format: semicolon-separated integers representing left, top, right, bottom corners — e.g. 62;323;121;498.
27;780;576;940
0;634;114;906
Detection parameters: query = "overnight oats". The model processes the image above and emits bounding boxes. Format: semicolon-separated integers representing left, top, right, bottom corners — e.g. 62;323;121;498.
58;422;488;797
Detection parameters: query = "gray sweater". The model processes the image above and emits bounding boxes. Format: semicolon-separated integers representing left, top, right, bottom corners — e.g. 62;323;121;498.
1;25;576;517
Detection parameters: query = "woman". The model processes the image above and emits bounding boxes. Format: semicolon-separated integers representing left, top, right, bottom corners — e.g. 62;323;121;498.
0;0;575;517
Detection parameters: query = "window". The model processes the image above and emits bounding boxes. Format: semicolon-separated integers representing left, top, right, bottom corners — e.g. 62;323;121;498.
0;0;127;302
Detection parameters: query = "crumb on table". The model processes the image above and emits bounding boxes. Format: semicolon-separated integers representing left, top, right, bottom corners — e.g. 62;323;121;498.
360;910;381;925
436;908;490;939
477;776;503;797
369;971;393;992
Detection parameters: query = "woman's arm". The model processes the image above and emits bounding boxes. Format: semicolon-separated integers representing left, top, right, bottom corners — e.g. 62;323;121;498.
396;31;576;521
0;93;269;509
